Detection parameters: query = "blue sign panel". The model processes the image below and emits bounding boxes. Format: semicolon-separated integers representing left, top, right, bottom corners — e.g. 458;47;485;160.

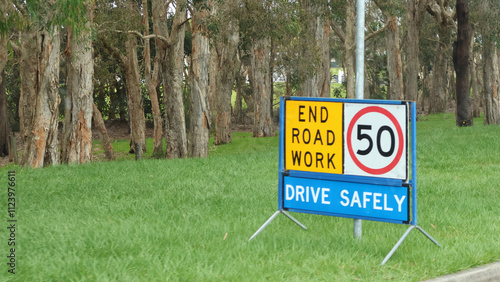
283;176;409;223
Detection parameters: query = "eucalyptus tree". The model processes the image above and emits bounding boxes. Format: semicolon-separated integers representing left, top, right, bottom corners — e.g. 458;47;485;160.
426;0;455;113
241;0;275;137
17;3;62;167
152;0;189;158
208;0;240;145
406;0;429;102
299;0;330;98
330;0;356;98
62;1;95;164
0;1;10;156
477;0;500;124
189;0;211;157
1;0;87;167
453;0;473;126
142;0;163;157
0;33;8;157
373;0;404;100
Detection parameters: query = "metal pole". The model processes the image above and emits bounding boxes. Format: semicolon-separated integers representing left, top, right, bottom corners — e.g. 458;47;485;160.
354;0;366;241
355;0;365;100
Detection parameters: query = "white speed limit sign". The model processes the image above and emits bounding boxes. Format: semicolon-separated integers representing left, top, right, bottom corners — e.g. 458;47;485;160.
344;103;408;180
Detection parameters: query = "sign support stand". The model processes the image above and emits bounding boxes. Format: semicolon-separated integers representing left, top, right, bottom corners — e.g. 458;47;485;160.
248;210;307;242
382;225;441;265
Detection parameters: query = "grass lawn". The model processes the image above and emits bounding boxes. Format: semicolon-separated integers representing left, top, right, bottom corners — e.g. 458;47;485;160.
1;113;499;281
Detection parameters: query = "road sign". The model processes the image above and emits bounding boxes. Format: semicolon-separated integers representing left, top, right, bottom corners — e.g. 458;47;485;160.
280;98;409;223
285;100;343;174
249;97;441;265
344;103;408;180
284;176;409;223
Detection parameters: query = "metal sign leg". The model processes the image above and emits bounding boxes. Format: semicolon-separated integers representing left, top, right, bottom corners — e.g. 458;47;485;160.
282;211;308;230
248;210;307;241
415;226;442;247
381;225;415;265
381;225;441;265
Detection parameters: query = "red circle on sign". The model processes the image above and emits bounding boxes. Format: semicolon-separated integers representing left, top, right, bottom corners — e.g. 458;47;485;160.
346;106;404;175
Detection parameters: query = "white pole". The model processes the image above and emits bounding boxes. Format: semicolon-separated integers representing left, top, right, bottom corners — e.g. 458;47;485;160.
354;0;366;241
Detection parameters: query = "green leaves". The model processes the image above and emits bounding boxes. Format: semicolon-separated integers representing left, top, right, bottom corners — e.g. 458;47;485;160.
52;0;89;35
1;0;90;36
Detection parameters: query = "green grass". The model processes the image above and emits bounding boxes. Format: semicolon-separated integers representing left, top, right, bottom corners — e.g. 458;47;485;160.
1;113;499;281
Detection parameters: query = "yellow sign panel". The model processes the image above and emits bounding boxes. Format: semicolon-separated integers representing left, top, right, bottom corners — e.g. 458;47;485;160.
285;100;343;174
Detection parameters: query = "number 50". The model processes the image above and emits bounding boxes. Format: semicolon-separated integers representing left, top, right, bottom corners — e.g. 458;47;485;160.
356;125;395;157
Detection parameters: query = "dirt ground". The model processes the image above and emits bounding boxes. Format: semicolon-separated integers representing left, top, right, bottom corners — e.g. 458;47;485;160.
0;117;260;167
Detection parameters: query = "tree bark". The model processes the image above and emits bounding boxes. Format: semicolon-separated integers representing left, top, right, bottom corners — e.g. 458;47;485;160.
385;16;404;100
406;0;428;101
143;0;163;157
0;37;8;157
62;4;94;164
233;55;245;123
471;54;481;117
483;41;500;125
92;104;115;161
345;0;356;99
429;24;453;113
125;34;147;155
153;0;188;158
189;4;211;158
300;0;330;98
453;0;473;126
19;28;61;168
212;17;239;145
163;9;187;159
251;37;273;137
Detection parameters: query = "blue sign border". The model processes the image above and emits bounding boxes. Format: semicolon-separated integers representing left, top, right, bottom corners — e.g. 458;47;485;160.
278;97;418;225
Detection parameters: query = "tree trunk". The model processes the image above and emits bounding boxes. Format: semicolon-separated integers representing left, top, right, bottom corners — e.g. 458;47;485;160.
483;42;500;125
406;0;427;101
209;44;218;125
19;28;61;168
242;65;255;112
421;67;431;112
385;16;404;100
345;0;356;99
212;19;239;145
163;14;187;159
319;22;331;98
471;54;481;117
125;34;147;155
251;37;273;137
453;0;473;126
286;67;292;96
300;0;330;98
92;104;115;161
0;37;9;157
143;0;163;157
62;5;94;164
429;26;452;113
233;55;245;123
153;0;188;159
189;5;211;158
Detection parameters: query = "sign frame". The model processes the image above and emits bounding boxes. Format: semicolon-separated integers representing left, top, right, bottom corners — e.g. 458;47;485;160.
280;97;410;224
